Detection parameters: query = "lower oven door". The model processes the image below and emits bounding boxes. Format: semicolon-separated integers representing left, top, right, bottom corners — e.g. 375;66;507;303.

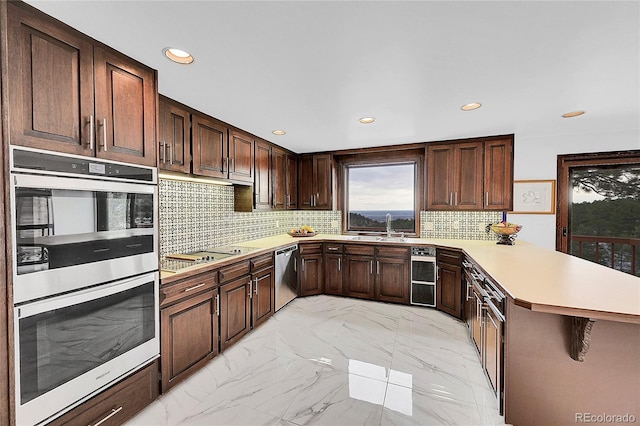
14;272;159;426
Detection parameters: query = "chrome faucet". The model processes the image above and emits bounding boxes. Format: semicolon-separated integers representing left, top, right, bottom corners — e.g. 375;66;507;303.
386;213;392;238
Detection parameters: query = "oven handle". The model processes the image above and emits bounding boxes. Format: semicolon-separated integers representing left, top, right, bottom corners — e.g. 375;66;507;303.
16;272;158;318
92;406;123;426
12;173;156;194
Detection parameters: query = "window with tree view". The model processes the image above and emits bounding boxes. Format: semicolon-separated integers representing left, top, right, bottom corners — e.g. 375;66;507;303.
347;163;416;234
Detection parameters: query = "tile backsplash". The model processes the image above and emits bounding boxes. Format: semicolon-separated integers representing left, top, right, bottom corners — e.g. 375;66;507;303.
159;179;501;257
159;179;341;258
420;210;502;241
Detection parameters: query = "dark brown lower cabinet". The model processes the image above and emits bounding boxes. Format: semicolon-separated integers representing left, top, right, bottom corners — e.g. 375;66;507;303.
160;290;218;393
324;253;343;295
344;255;375;299
436;249;463;319
220;276;252;351
49;360;159;426
252;265;275;328
375;256;410;304
299;243;324;296
484;303;503;398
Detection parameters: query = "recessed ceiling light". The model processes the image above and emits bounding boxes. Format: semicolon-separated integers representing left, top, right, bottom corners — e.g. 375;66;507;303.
359;117;376;124
272;129;286;135
562;110;585;118
461;102;482;111
163;47;194;64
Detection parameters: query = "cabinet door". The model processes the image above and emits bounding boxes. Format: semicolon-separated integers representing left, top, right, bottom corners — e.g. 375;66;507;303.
298;155;314;209
344;255;375;299
484;138;513;210
437;262;462;318
160;290;218;392
426;144;454;210
220;276;252;351
158;96;190;173
484;307;503;398
286;153;298;209
272;147;287;210
375;256;410;304
324;253;343;295
94;46;156;166
229;129;254;183
254;139;272;209
463;272;474;329
192;113;228;178
7;3;95;157
454;142;483;210
252;266;275;328
313;154;333;209
471;288;483;355
299;254;323;296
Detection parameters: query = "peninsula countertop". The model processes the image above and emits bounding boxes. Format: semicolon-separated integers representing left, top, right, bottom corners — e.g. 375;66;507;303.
161;234;640;324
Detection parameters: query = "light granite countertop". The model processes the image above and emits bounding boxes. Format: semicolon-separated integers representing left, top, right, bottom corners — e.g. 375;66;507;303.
161;233;640;324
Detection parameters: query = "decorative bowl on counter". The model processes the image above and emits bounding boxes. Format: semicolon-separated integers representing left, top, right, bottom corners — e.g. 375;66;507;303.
489;222;522;245
288;225;317;237
287;231;317;237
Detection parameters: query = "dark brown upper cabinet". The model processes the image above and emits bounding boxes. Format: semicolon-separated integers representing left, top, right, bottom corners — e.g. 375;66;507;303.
299;154;333;210
158;95;190;174
7;2;156;166
228;129;254;183
254;139;272;210
192;112;228;178
426;135;513;211
273;147;298;210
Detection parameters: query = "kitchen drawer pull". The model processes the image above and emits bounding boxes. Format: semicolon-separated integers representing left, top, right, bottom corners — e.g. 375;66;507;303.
100;118;107;151
254;277;259;294
462;261;472;268
184;283;206;292
161;141;166;163
91;406;123;426
370;260;373;274
327;247;339;251
449;192;453;206
376;261;380;274
485;191;489;207
301;258;305;272
215;294;220;316
485;297;505;322
87;115;95;150
248;280;253;298
338;257;341;271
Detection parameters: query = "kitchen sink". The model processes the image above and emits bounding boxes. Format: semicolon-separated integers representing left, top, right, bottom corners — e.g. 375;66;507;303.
349;235;407;242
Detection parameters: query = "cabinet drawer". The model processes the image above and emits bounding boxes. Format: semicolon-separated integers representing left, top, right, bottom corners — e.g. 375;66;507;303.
50;360;159;426
219;260;251;283
160;273;217;307
375;245;409;258
344;244;375;256
299;242;322;255
251;253;273;272
437;249;463;265
324;243;343;254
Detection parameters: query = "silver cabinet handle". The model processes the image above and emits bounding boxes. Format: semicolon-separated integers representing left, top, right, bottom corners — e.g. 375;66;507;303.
286;194;291;207
376;261;380;274
302;258;305;272
338;257;341;271
454;192;458;206
92;406;123;426
370;260;373;274
449;192;453;206
161;141;167;164
184;283;205;292
169;143;174;164
248;280;253;298
485;192;489;207
87;115;95;150
254;277;259;294
99;118;107;151
294;257;297;272
215;293;220;316
327;247;339;251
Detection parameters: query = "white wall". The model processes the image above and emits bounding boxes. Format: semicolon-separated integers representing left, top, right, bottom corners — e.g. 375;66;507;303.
510;128;640;249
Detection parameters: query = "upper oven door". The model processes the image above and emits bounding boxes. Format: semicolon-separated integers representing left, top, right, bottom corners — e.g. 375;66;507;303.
11;173;158;304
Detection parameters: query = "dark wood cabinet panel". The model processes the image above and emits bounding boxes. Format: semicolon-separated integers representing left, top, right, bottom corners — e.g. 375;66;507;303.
344;255;375;300
484;138;514;210
299;252;323;296
286;153;298;209
220;276;252;351
160;290;218;392
426;144;454;209
158;95;190;173
272;147;287;210
298;154;332;210
375;256;410;304
252;266;274;328
94;46;157;166
49;360;159;426
7;2;94;156
436;249;463;319
254;139;272;209
455;142;483;210
228;129;254;183
192;113;228;178
324;253;343;295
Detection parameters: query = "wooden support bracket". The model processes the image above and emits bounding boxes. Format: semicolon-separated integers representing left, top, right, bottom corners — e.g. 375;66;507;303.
570;317;596;362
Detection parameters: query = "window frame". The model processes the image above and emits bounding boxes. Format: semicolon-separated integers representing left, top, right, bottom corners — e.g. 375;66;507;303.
336;148;425;236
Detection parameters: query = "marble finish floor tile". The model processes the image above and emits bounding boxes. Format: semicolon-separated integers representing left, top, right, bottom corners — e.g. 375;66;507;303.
127;295;506;426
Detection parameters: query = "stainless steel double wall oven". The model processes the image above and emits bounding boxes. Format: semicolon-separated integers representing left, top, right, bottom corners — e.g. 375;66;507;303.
10;147;160;425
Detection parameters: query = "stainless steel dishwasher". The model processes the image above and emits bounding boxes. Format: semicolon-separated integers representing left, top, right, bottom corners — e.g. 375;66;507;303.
275;244;298;311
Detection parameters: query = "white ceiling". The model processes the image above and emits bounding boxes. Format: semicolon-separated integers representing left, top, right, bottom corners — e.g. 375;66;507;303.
25;1;640;154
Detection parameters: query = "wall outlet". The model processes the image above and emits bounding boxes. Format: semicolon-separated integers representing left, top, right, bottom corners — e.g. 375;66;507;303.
425;221;434;231
331;220;340;228
452;220;459;230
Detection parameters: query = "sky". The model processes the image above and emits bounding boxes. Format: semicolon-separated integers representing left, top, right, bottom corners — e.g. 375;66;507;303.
348;164;414;211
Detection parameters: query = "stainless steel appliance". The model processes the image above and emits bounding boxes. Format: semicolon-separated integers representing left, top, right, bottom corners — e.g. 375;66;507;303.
275;244;298;311
10;147;158;304
410;246;436;307
10;147;160;425
161;246;260;273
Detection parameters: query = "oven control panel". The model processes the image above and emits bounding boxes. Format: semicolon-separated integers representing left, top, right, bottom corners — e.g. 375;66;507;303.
411;246;436;257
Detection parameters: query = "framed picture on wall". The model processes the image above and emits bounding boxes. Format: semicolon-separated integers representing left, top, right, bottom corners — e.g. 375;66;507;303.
512;180;556;214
